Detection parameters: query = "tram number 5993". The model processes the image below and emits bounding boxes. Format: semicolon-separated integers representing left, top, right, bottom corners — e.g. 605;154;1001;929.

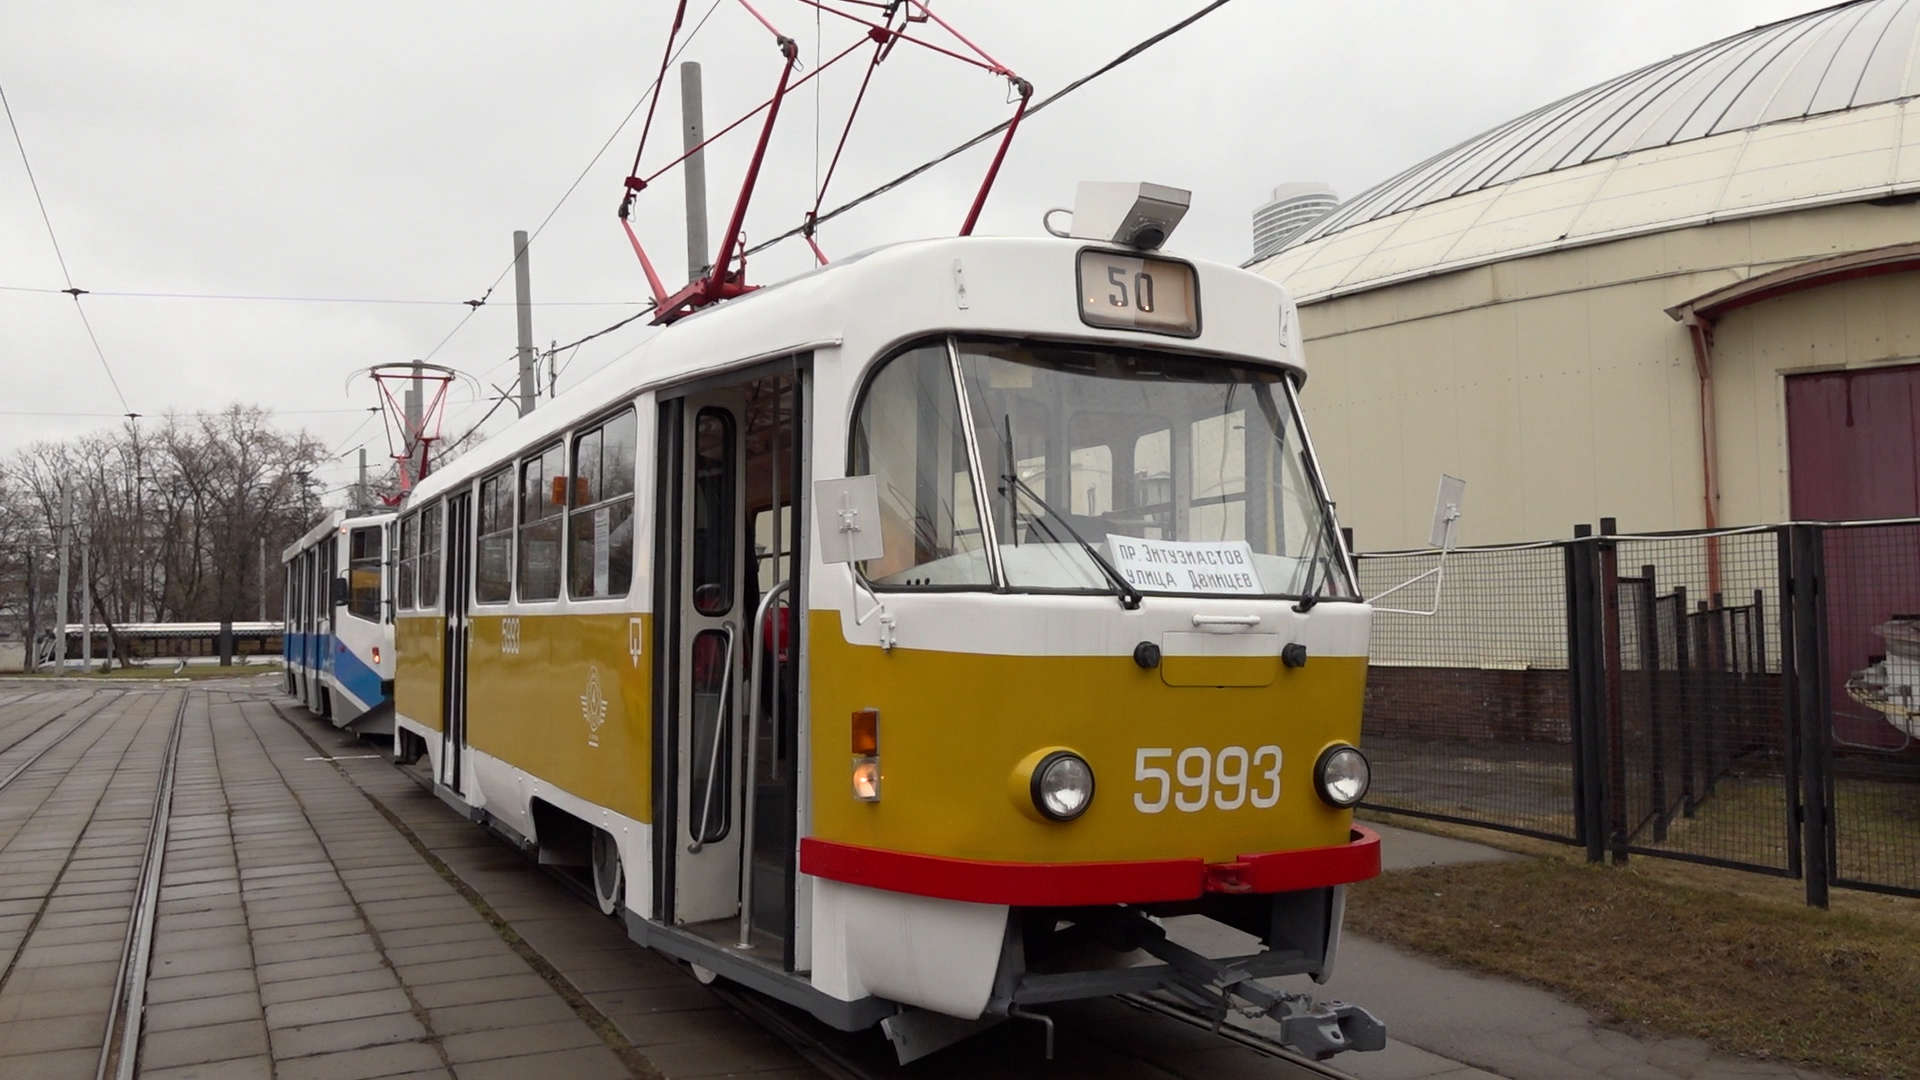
1105;266;1156;312
1133;746;1281;813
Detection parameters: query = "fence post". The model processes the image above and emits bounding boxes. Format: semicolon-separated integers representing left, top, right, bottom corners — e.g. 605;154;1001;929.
1598;518;1629;864
1789;524;1830;908
1672;585;1697;818
1568;524;1607;863
1639;565;1668;844
1776;528;1803;882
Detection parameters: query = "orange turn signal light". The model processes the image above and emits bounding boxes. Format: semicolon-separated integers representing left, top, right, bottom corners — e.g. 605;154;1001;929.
851;709;878;756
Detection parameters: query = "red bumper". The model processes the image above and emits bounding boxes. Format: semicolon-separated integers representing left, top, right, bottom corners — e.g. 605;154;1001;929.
799;825;1380;907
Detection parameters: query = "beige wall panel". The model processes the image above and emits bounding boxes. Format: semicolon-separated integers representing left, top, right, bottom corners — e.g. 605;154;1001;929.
1291;204;1920;554
1512;291;1596;545
1585;281;1691;533
1660;219;1753;278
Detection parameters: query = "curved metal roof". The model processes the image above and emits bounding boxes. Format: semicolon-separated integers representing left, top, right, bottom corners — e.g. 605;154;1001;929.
1296;0;1920;246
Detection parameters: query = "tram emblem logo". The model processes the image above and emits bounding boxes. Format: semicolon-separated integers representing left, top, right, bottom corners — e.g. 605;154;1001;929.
580;666;608;748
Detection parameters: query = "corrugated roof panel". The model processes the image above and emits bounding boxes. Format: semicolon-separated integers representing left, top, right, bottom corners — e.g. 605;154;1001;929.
1284;0;1920;251
1811;0;1905;110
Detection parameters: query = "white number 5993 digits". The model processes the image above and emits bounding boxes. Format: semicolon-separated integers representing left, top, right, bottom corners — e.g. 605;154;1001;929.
1133;745;1281;814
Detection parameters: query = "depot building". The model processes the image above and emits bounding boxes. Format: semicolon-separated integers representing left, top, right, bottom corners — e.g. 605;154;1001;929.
1255;0;1920;548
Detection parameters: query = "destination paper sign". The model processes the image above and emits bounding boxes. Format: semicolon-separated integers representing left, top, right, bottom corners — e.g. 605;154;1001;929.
1105;535;1262;595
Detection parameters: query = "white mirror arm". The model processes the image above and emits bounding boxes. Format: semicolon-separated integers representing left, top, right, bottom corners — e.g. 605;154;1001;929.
850;564;887;627
1369;514;1458;617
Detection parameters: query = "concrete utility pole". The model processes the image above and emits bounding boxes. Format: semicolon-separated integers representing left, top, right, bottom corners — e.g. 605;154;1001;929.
55;484;69;673
25;543;37;672
514;229;536;416
681;62;709;283
407;362;424;473
79;528;91;671
357;447;370;511
257;536;266;621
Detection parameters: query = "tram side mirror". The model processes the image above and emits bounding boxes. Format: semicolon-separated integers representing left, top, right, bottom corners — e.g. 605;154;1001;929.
1370;474;1466;618
330;575;349;608
814;476;886;565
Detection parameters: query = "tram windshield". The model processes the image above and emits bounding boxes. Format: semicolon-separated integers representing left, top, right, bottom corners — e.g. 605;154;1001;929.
851;338;1355;600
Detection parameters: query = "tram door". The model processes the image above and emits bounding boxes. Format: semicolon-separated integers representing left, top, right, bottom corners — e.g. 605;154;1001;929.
440;492;473;793
664;368;805;942
671;391;750;926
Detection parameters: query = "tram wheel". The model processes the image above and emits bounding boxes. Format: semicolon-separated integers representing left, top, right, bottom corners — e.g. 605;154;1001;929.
591;829;623;917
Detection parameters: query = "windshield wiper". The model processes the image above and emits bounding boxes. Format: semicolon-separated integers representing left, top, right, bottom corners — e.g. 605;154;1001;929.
1002;472;1143;610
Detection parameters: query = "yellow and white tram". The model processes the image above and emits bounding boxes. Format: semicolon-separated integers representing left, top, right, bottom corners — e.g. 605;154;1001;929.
390;185;1385;1060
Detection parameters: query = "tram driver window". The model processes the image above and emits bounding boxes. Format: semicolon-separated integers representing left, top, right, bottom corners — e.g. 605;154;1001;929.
568;410;637;599
476;469;513;604
519;442;565;601
850;344;990;587
348;527;382;620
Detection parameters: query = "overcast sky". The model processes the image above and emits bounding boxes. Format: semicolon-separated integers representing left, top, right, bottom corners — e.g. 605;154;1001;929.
2;0;1812;498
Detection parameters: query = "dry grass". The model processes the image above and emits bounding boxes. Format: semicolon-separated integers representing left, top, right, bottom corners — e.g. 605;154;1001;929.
1349;816;1920;1080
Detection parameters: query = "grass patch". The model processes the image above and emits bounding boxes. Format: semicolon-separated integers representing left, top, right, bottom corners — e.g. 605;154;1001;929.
1347;854;1920;1079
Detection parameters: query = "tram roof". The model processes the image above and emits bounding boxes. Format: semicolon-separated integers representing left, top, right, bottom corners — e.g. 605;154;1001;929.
404;234;1300;508
284;508;396;563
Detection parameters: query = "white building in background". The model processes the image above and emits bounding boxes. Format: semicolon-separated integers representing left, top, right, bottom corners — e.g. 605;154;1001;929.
1251;183;1338;260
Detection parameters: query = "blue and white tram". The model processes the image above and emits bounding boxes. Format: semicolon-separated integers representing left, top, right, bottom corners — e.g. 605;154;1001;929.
283;509;397;735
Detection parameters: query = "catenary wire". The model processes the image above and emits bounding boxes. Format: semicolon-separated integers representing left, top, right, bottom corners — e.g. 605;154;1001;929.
743;0;1238;260
0;284;647;306
426;2;1234;458
2;78;132;413
420;0;725;365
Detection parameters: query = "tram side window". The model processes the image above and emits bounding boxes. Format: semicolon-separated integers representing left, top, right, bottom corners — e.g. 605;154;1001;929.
569;410;637;599
519;442;565;601
396;514;417;611
692;410;735;615
418;501;443;608
476;469;514;603
348;528;382;619
850;344;989;586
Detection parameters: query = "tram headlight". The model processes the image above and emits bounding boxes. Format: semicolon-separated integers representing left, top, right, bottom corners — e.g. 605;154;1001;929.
851;757;881;802
1032;751;1095;822
1314;745;1370;808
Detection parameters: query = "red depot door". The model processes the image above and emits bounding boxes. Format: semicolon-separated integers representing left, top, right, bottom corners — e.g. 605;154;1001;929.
1785;365;1920;749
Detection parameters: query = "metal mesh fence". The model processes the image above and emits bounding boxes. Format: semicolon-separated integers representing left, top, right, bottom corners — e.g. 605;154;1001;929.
1818;522;1920;896
1352;523;1920;901
1354;545;1576;841
1607;533;1795;874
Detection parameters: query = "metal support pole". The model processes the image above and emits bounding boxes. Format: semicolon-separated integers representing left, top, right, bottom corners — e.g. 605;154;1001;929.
55;483;70;673
514;229;536;416
1789;524;1830;908
405;362;423;484
681;62;710;283
80;533;92;670
357;447;369;511
258;536;267;621
25;543;37;672
1568;524;1606;863
1598;517;1628;864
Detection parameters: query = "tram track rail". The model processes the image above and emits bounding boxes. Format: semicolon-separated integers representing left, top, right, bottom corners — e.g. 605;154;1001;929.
1116;992;1356;1079
96;690;187;1080
0;690;126;794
